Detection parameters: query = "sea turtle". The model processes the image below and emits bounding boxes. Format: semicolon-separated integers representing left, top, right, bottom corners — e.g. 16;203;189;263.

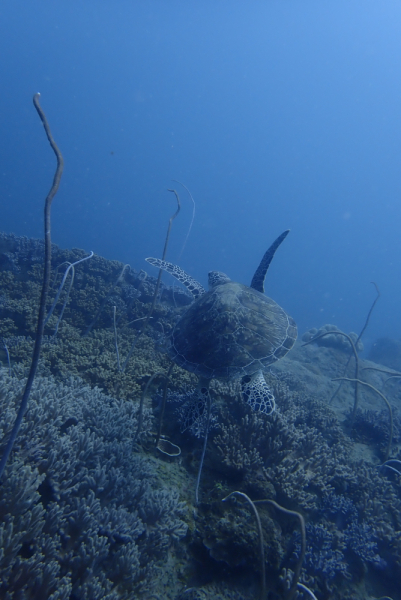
146;230;297;417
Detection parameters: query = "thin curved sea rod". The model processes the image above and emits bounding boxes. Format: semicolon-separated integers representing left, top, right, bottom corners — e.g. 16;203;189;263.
333;376;393;460
194;385;212;505
222;491;266;600
172;179;195;261
154;362;175;446
84;261;129;337
302;329;361;423
121;188;181;371
135;369;172;441
222;491;312;600
255;497;306;600
46;251;94;335
329;281;380;404
362;365;401;390
0;93;64;479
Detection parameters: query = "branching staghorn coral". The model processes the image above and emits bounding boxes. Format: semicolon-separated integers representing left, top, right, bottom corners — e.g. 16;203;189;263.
214;413;265;474
1;225;201;407
0;367;188;597
342;460;401;574
211;373;356;510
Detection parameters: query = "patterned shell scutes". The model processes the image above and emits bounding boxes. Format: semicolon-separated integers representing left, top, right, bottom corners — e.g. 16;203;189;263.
168;281;297;380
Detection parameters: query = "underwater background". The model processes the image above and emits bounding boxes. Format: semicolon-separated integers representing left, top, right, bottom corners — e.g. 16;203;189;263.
1;1;401;600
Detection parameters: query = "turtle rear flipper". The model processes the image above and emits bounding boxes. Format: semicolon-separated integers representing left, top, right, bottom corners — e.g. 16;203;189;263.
251;230;290;293
241;371;275;415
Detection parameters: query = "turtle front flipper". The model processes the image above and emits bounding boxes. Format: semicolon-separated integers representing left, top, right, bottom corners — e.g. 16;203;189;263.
241;371;275;415
146;257;206;299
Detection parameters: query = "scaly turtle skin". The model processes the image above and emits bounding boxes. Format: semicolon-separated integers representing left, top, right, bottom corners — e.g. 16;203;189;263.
146;230;297;415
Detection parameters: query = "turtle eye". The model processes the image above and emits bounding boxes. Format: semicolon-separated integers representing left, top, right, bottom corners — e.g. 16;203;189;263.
201;387;208;394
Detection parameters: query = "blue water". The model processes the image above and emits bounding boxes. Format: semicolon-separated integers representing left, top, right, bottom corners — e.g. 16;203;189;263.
1;0;401;349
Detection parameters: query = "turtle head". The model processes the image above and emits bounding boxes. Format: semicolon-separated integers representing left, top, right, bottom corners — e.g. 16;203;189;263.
208;271;231;289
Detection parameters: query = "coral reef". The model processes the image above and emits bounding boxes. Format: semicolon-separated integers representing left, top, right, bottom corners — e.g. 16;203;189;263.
0;368;188;598
0;232;193;399
175;583;254;600
3;232;401;599
295;522;349;582
214;413;264;476
348;406;401;454
189;367;401;599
